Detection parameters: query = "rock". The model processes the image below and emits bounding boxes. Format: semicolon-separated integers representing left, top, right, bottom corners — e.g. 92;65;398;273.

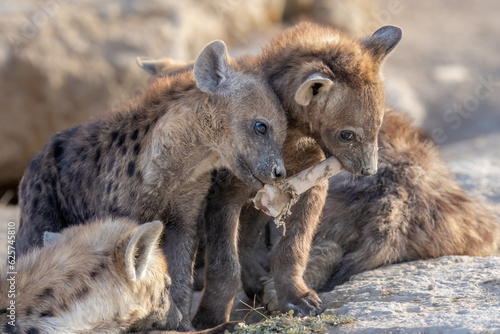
321;256;500;333
0;0;285;188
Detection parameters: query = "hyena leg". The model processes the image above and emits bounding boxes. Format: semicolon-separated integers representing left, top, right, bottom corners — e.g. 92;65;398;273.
303;240;343;291
192;172;251;330
271;180;328;316
164;177;213;330
239;205;275;299
321;236;404;292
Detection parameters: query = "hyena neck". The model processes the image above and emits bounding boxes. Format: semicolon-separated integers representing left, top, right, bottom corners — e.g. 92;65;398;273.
127;77;225;192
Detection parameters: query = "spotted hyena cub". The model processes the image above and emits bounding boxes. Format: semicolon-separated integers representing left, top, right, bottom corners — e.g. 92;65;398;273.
1;218;180;333
16;40;287;329
1;218;239;334
304;109;500;292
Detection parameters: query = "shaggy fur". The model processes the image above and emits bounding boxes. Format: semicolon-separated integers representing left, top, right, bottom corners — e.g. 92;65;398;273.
15;40;287;330
138;22;402;328
305;109;500;292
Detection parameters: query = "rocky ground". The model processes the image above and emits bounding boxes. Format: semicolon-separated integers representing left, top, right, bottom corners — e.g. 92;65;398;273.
1;0;499;332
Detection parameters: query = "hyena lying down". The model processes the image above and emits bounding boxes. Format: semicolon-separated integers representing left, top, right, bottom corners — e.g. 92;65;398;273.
137;23;403;328
262;109;500;309
0;218;238;334
16;40;287;329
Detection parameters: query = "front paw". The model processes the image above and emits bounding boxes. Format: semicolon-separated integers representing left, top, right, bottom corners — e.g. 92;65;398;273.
263;278;279;313
282;290;322;317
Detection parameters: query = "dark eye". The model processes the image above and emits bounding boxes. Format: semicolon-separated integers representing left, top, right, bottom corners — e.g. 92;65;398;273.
254;122;267;135
339;130;355;142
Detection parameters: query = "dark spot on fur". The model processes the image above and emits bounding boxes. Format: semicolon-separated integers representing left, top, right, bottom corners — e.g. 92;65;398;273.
35;183;42;192
152;322;162;329
0;308;6;315
107;182;112;194
37;288;54;300
59;301;70;312
94;148;102;163
53;140;65;163
118;133;127;147
145;123;151;134
111;131;119;142
131;129;139;141
100;260;108;270
122;146;127;155
133;143;141;155
33;198;39;211
40;310;54;317
107;156;115;172
90;270;99;278
76;286;90;299
26;307;33;316
115;168;121;177
27;328;41;334
3;324;16;333
127;161;135;177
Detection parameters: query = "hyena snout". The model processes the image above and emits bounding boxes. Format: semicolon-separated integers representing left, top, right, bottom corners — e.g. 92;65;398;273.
256;156;286;183
272;161;286;180
360;166;377;176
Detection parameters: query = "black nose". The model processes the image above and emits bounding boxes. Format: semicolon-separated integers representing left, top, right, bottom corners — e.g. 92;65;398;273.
272;165;286;180
360;167;376;176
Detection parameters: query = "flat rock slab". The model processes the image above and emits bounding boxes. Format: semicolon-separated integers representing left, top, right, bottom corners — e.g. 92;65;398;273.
321;256;500;333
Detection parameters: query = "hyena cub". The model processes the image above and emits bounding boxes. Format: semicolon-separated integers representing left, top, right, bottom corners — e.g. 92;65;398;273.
1;218;181;333
305;109;500;292
16;40;287;329
0;218;239;334
138;22;402;327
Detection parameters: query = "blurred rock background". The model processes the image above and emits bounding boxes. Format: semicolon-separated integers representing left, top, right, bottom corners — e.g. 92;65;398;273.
0;0;499;331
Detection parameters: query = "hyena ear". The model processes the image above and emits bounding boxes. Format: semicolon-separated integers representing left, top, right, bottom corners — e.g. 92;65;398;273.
362;26;402;61
137;57;193;77
193;40;235;94
136;57;163;76
295;73;334;106
43;231;61;246
125;221;164;282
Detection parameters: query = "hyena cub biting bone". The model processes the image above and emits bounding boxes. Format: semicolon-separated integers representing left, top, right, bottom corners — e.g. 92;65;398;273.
138;22;402;327
305;109;500;292
261;109;500;311
16;40;287;329
0;218;239;334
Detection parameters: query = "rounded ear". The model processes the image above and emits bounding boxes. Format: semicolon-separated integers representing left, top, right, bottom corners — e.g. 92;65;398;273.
43;231;61;246
362;26;402;61
294;73;334;106
125;221;164;282
193;40;235;94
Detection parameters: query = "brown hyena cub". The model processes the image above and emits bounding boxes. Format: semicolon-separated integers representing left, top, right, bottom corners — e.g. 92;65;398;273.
305;109;500;292
0;218;239;334
138;22;402;328
16;40;287;330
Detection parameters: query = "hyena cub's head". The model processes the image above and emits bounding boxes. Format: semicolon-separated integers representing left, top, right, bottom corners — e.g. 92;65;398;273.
193;40;287;188
269;23;402;176
40;219;181;332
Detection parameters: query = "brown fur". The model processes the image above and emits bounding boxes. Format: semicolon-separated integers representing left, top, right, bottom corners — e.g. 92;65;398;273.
137;22;402;327
304;109;500;292
16;40;287;330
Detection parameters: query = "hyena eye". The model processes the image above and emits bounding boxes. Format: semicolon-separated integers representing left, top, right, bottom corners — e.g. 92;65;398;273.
339;130;355;142
254;122;268;135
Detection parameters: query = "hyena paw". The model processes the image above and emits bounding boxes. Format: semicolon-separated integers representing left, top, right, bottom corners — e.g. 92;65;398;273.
263;278;279;313
284;290;322;317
